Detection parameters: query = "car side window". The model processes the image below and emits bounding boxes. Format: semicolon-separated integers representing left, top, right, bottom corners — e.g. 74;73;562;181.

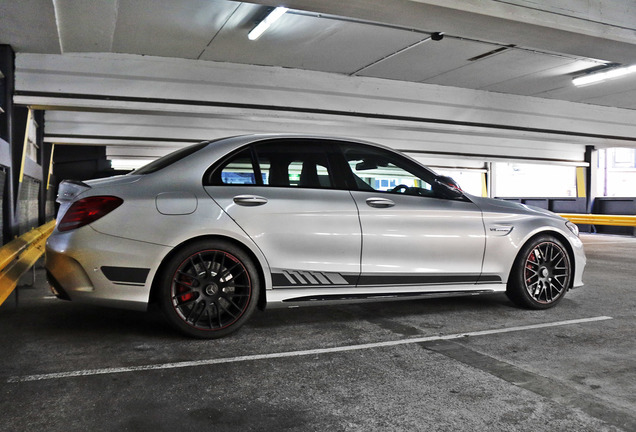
254;141;335;189
342;144;441;198
211;148;259;185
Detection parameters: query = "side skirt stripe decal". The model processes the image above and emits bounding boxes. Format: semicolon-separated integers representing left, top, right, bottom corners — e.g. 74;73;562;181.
272;271;501;289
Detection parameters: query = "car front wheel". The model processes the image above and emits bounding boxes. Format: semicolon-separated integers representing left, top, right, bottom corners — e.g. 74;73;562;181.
506;235;572;309
159;240;259;338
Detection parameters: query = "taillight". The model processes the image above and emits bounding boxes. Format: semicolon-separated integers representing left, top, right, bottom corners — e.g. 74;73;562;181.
58;196;123;232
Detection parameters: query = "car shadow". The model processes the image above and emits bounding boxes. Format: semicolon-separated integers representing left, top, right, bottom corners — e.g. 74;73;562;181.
247;293;514;329
7;292;530;341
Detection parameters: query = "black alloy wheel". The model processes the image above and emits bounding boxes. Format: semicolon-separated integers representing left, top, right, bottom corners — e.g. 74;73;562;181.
160;240;259;338
507;235;572;309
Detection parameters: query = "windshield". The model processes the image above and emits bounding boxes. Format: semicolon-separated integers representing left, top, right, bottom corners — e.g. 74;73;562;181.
131;142;210;175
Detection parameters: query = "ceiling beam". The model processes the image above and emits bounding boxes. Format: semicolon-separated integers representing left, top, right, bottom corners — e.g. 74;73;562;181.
15;53;636;140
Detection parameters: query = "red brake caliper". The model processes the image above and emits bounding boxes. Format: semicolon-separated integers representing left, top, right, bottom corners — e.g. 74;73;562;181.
176;275;194;302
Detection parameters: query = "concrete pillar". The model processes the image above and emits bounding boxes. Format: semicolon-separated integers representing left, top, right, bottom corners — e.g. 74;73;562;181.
0;45;20;241
37;111;52;225
584;145;597;213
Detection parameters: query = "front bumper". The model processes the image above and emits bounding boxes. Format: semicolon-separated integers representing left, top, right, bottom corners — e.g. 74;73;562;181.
570;235;586;289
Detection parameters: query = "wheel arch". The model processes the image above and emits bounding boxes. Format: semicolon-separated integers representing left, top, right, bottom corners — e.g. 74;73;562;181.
148;235;269;310
511;229;576;289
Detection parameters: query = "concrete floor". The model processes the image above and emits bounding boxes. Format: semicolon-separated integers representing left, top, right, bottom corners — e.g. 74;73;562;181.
1;234;634;431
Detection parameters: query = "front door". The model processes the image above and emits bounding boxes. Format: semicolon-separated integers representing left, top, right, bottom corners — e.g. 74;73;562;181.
341;142;487;290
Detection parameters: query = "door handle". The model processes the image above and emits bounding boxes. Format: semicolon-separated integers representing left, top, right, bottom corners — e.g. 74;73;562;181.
233;195;268;207
366;197;395;208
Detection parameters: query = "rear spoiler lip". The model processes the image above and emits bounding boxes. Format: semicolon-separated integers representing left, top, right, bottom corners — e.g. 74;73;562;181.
56;179;92;204
63;179;91;188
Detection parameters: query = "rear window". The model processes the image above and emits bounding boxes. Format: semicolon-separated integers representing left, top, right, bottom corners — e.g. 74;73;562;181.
131;142;210;175
205;139;336;189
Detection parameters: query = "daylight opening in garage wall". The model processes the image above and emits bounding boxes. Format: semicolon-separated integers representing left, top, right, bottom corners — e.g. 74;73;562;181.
494;163;577;198
596;148;636;197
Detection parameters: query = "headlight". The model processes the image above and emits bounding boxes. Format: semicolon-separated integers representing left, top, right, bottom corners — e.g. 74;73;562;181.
566;221;579;237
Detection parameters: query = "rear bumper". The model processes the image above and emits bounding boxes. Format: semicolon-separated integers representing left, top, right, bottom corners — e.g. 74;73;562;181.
46;269;71;300
45;226;171;311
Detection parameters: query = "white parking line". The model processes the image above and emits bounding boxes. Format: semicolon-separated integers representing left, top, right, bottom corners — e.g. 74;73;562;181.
7;316;612;383
583;241;636;245
580;235;636;245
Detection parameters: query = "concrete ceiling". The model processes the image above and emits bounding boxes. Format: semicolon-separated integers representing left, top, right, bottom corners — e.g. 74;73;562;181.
1;0;636;164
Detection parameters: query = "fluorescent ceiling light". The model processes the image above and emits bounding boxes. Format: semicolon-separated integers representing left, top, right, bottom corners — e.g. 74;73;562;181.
248;7;288;40
573;65;636;86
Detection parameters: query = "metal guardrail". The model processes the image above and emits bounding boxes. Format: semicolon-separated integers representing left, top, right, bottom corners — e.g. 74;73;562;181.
0;220;56;307
559;214;636;227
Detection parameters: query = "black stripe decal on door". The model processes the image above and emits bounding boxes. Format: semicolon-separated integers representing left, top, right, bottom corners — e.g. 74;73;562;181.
356;274;491;287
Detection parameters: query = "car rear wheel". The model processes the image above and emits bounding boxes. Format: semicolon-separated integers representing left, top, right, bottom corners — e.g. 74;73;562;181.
159;240;259;338
506;235;572;309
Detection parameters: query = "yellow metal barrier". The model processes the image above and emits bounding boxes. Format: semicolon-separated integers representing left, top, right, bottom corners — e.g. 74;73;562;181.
0;220;56;306
559;214;636;227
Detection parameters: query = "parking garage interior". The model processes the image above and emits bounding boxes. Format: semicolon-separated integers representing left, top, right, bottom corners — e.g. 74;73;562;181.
1;1;635;430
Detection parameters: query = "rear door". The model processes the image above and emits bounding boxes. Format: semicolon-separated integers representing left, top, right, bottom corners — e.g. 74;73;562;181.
204;139;361;289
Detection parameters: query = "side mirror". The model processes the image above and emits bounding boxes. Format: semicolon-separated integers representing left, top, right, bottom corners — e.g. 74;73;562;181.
433;175;464;199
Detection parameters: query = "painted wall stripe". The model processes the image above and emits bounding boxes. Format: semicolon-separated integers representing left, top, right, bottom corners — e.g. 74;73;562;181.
576;166;587;198
6;316;612;383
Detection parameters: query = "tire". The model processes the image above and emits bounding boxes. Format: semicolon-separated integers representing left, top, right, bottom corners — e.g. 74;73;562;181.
158;240;260;338
506;235;572;309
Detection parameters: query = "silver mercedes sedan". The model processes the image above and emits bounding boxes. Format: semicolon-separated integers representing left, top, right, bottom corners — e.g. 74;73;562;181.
46;135;585;338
